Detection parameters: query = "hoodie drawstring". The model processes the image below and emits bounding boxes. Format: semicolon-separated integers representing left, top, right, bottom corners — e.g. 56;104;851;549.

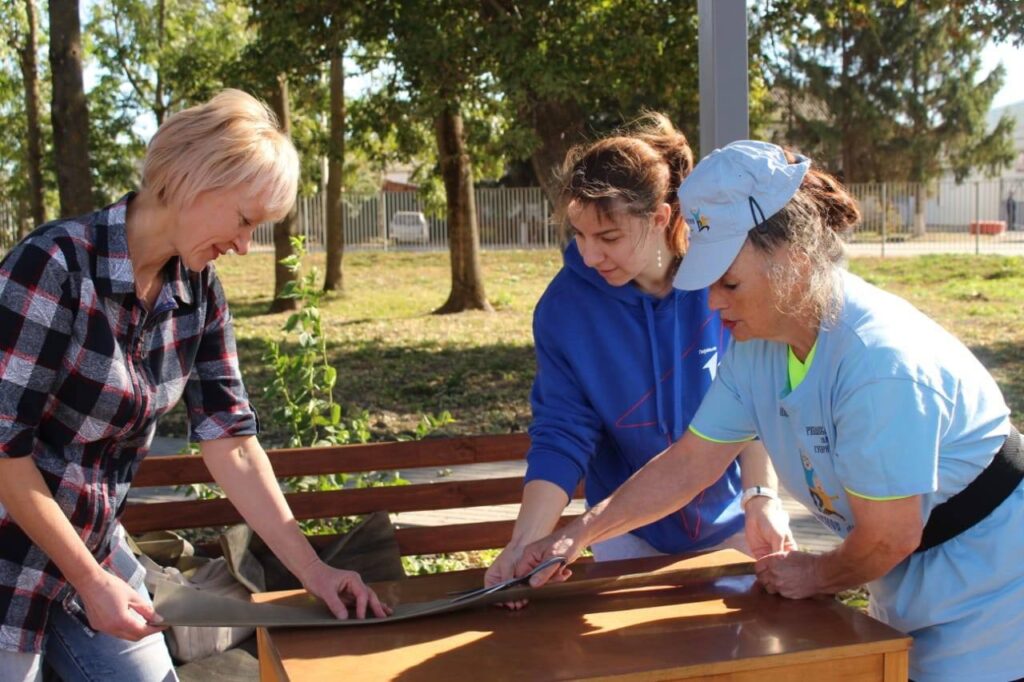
642;298;669;437
673;301;683;441
643;296;685;440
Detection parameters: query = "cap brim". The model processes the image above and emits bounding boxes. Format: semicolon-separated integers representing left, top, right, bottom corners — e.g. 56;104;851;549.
672;233;749;291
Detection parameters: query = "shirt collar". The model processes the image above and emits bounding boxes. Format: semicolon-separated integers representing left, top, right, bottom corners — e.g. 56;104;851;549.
94;192;195;307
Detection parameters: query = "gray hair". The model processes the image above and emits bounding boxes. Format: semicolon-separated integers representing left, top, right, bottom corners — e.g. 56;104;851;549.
746;162;861;326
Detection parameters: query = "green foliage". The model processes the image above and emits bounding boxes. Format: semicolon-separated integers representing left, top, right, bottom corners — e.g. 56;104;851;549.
402;549;499;576
263;236;365;449
85;74;147;205
260;237;459;536
758;1;1015;183
84;0;255;200
86;0;253;122
483;1;706;151
0;0;57;224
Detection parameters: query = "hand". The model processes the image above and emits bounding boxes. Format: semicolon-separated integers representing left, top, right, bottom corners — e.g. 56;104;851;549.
485;543;530;610
299;561;391;619
512;528;582;588
77;571;165;641
754;550;823;599
744;497;798;559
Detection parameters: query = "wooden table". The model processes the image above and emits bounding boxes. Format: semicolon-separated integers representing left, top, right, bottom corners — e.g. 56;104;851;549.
254;551;910;681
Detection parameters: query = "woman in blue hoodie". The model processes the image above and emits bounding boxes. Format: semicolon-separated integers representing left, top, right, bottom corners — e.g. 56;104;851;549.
485;115;793;598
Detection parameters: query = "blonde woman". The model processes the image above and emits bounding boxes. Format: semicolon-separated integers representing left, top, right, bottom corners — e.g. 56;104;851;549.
0;90;386;682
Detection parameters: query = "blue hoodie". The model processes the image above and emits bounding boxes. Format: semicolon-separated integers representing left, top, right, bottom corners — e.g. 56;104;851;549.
524;241;744;553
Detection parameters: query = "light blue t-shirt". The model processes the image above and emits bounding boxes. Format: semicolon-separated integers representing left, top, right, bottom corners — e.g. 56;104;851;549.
691;270;1022;682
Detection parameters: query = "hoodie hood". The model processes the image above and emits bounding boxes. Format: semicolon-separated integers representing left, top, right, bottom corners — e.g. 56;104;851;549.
563;240;683;439
563;240;674;308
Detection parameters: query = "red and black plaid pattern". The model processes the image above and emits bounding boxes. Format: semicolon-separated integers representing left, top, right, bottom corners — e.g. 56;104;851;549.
0;194;258;652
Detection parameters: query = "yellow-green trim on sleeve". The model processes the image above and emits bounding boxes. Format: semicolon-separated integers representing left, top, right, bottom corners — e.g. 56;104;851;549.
688;425;756;444
844;487;915;502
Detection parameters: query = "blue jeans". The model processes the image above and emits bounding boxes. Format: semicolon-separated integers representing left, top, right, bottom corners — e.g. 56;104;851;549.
0;577;178;682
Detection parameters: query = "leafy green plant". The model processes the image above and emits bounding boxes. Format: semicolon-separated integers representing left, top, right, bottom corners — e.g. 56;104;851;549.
400;410;455;442
402;549;500;576
263;236;362;450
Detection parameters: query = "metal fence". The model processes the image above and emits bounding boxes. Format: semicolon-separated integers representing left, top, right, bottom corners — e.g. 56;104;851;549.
253;187;556;253
3;181;1024;258
255;181;1024;257
845;179;1024;256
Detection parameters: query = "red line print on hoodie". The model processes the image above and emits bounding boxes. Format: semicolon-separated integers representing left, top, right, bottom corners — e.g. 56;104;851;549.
611;314;723;539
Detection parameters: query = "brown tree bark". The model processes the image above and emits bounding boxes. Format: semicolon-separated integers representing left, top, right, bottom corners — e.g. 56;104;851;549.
48;0;94;217
433;104;491;314
268;73;299;313
527;98;586;208
18;0;45;229
323;53;345;292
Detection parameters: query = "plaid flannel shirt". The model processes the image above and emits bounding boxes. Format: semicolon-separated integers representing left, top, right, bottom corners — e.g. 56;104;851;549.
0;194;259;652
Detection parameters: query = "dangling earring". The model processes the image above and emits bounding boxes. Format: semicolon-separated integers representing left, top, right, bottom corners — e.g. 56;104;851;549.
656;247;663;269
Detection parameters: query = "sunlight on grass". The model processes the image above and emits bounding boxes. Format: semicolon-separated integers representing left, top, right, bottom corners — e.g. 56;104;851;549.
156;250;1024;448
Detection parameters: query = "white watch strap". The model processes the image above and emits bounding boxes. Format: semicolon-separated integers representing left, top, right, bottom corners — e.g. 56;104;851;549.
741;485;779;510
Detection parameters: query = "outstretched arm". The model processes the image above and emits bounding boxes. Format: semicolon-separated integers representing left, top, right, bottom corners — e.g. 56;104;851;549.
485;480;570;609
201;435;389;619
514;431;746;586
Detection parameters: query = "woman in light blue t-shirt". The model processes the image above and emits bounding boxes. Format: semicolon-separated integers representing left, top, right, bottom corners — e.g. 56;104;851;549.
515;141;1024;682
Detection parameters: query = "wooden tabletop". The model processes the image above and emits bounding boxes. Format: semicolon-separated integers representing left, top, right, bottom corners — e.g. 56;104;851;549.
254;551;910;681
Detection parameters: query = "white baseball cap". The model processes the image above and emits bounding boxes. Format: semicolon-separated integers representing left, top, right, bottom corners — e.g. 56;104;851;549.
673;140;811;291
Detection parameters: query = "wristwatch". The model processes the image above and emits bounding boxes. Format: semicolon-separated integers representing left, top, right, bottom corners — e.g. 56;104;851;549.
741;485;780;510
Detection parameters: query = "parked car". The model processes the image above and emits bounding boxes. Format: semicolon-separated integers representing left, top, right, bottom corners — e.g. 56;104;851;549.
389;211;429;243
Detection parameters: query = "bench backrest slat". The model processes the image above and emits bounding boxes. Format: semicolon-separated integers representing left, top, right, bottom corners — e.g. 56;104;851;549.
124;433;588;558
389;515;579;556
124;476;588;535
131;433;532;488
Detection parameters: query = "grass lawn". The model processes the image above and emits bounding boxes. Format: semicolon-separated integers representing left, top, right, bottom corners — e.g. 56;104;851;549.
158;250;1024;448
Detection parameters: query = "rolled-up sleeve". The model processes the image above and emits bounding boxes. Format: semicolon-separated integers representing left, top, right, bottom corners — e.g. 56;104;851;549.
182;271;259;441
0;243;76;458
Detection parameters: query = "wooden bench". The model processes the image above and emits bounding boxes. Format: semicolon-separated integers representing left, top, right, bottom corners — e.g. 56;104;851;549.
126;433;582;562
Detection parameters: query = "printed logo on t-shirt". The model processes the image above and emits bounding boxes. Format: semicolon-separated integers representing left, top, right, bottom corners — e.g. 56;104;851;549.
800;450;847;525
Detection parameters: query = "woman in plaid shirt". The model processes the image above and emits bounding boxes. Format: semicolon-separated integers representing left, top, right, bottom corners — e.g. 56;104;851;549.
0;90;387;681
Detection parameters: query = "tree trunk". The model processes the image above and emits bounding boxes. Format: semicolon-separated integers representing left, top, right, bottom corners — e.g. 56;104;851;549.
433;105;491;314
323;53;345;292
48;0;94;217
153;0;166;125
913;183;926;237
19;0;45;228
268;74;298;313
838;10;856;182
527;97;586;207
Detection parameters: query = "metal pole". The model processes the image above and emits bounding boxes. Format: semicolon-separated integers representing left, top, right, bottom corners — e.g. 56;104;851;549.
379;189;388;252
698;0;749;156
974;181;981;256
543;189;550;249
881;183;887;259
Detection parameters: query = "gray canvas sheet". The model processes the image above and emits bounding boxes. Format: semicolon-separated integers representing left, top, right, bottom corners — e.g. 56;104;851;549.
153;557;755;628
